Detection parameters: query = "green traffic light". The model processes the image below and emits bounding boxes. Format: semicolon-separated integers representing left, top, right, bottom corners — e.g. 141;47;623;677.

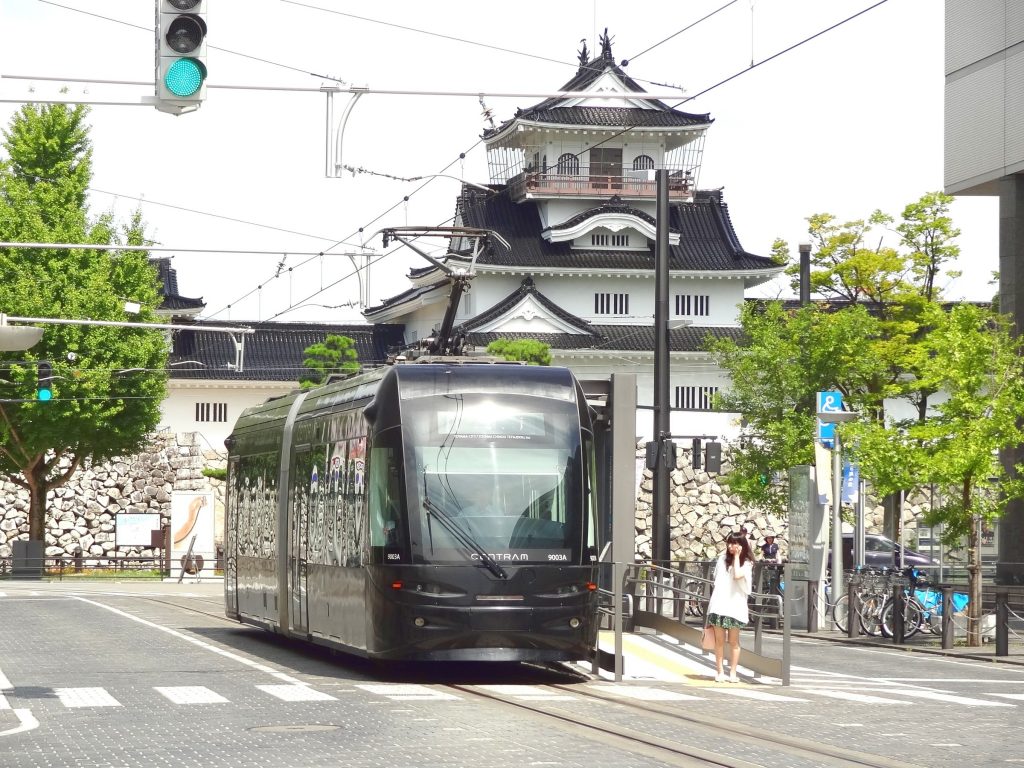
37;388;52;402
164;58;206;97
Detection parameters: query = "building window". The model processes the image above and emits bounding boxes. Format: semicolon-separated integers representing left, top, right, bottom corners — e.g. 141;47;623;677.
594;292;629;315
633;154;655;171
557;153;579;174
195;402;228;423
674;294;710;316
674;385;719;411
590;233;630;247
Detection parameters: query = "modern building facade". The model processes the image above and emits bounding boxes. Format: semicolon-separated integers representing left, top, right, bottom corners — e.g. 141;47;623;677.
945;0;1024;582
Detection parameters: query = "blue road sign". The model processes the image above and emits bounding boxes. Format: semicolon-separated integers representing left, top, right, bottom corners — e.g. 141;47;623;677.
817;390;843;447
842;462;859;503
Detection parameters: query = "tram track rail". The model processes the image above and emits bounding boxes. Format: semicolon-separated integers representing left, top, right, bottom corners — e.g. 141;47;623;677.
130;592;924;768
449;680;929;768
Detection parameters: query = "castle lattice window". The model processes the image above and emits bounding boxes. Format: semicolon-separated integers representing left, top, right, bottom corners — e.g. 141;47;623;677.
674;294;710;317
633;154;655;171
196;402;228;423
594;292;629;315
674;385;719;411
591;233;630;247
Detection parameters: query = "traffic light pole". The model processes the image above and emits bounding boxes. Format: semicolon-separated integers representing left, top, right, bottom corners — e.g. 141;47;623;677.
652;170;671;566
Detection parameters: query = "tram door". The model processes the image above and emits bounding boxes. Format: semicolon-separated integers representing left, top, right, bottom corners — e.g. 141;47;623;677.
288;448;309;635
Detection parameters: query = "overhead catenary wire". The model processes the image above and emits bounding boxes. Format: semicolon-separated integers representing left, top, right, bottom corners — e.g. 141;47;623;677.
12;1;888;327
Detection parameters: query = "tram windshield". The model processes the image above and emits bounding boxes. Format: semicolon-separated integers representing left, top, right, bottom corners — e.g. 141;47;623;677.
403;393;592;565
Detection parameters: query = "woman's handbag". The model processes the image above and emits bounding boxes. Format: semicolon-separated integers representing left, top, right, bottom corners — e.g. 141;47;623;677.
701;625;716;651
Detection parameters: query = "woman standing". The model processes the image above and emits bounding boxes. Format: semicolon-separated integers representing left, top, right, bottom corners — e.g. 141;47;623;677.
705;531;754;682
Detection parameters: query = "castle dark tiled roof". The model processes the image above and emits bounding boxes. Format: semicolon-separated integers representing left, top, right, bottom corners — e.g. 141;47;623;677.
167;321;405;381
453;188;776;272
154;258;205;312
468;325;743;353
483;35;711;139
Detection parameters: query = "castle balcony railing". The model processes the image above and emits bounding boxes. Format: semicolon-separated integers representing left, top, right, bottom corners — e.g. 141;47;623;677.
508;166;694;203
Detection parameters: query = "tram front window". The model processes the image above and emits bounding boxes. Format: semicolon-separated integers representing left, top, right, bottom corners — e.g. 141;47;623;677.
405;395;587;564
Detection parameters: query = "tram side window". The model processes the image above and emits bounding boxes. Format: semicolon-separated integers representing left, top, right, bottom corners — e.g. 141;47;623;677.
368;442;405;563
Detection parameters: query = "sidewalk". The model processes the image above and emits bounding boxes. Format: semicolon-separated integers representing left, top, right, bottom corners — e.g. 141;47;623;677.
795;626;1024;666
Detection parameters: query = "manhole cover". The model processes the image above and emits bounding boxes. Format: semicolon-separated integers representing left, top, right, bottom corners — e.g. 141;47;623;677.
251;724;340;733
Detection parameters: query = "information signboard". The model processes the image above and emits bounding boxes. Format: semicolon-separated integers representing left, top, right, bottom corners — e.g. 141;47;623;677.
115;513;161;548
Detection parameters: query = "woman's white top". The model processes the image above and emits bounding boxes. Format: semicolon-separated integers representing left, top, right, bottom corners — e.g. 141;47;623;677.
706;553;753;624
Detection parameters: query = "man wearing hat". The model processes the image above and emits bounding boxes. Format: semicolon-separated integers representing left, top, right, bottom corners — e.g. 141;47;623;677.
760;532;780;563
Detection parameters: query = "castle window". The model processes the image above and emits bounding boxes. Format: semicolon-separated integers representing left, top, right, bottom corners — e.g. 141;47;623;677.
590;233;630;247
633;155;655;171
674;294;710;316
195;402;228;423
674;385;719;411
595;292;629;315
557;153;580;174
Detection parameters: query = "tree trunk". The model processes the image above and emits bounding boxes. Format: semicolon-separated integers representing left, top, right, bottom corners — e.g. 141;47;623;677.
967;477;983;646
26;458;47;544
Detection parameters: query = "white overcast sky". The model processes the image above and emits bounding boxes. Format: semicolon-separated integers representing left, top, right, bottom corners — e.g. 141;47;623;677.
0;0;1000;324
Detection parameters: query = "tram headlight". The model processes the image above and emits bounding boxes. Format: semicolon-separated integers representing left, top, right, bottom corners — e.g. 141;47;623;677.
568;617;581;629
413;616;427;628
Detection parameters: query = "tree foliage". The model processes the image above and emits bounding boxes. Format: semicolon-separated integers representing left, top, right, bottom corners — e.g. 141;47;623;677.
710;193;1019;644
299;334;359;388
0;104;167;543
485;338;552;366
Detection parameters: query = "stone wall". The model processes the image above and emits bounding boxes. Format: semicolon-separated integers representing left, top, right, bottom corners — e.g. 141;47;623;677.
0;431;225;562
633;444;929;563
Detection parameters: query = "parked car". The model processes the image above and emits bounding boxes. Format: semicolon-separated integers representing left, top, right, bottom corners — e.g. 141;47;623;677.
833;533;937;572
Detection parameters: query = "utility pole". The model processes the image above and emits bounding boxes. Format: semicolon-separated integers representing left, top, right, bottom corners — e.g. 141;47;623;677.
652;169;671;566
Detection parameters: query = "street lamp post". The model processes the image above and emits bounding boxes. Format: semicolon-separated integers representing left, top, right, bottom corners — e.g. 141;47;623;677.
817;408;860;624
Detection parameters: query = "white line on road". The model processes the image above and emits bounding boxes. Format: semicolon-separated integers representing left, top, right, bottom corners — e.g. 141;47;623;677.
885;690;1014;707
55;687;121;708
708;688;810;702
71;596;303;685
256;684;338;702
0;668;12;691
800;689;912;704
0;709;37;736
154;686;230;705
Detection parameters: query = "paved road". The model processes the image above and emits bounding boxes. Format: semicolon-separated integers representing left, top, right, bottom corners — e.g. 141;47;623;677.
2;580;1022;767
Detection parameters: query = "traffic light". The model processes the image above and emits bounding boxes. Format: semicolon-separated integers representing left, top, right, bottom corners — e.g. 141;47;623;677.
155;0;208;115
36;361;53;401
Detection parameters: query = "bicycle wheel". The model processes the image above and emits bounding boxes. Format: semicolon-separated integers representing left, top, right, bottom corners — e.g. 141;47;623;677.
859;593;884;636
881;597;924;639
832;594;850;633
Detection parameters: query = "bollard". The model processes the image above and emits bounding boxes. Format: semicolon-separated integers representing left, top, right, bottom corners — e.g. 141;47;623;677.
807;581;819;633
847;578;859;638
74;547;83;574
892;584;905;644
996;589;1009;657
941;586;955;650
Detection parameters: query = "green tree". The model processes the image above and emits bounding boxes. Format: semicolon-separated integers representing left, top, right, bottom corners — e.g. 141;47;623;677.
849;305;1024;645
299;334;359;388
485;338;552;365
0;104;167;546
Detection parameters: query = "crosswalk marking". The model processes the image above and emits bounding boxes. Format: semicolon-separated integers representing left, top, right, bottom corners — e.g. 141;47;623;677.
2;679;1018;713
154;686;229;705
477;685;576;701
256;685;337;702
355;684;459;701
708;688;810;702
589;684;703;702
885;690;1013;707
800;689;912;704
55;688;121;708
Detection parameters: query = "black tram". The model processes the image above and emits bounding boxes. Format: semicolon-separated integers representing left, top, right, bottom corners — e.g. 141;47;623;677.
223;360;602;661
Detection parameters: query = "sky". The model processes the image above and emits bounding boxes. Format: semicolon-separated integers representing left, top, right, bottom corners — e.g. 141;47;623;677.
0;0;1000;325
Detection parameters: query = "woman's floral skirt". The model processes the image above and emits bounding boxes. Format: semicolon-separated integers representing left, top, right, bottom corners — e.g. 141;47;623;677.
705;612;745;629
